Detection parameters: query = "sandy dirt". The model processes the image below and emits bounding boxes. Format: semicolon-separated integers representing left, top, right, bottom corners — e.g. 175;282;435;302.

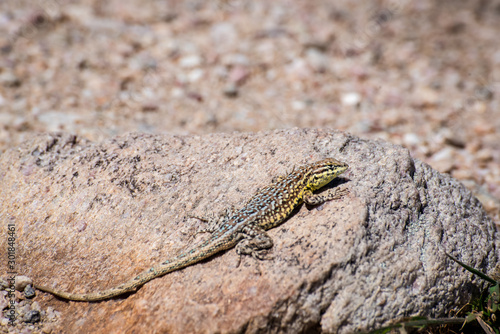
1;1;499;220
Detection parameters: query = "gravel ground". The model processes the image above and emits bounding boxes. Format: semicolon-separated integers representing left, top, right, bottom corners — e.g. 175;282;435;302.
0;0;499;332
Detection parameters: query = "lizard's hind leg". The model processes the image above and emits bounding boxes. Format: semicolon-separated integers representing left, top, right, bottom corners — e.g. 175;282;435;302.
236;225;273;260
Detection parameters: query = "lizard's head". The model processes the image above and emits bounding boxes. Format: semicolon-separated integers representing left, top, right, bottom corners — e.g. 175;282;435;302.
305;158;349;191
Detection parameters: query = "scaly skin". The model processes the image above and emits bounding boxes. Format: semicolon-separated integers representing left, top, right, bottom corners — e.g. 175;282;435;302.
35;158;349;301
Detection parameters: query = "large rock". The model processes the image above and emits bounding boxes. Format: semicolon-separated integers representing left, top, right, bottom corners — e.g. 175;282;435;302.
0;129;497;333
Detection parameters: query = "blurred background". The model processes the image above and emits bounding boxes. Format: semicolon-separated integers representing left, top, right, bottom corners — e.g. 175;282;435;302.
0;0;499;223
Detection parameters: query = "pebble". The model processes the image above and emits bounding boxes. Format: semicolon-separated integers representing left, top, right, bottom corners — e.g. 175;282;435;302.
452;168;474;180
286;58;311;79
291;100;306;111
432;147;454;161
15;276;32;291
24;284;36;298
186;91;203;102
24;310;41;324
187;68;204;83
475;189;500;216
472;100;487;113
412;86;439;107
430;148;455;173
341;92;361;107
46;307;60;321
141;103;159;112
305;47;329;73
31;301;41;312
210;22;237;49
228;66;249;86
170;87;184;98
473;123;495;135
223;84;238;98
476;148;493;164
0;71;21;87
42;324;54;333
0;293;7;310
179;55;202;68
0;278;8;289
403;133;420;146
444;135;466;149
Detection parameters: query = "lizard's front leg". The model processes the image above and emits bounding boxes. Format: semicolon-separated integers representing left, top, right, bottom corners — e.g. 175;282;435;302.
303;187;349;206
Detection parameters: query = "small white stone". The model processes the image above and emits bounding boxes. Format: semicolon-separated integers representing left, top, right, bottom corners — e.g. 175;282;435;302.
171;87;183;98
15;276;32;291
31;301;41;312
432;147;454;161
211;22;237;48
292;100;306;111
286;58;310;78
341;92;361;106
403;133;420;146
187;68;204;83
179;55;202;68
306;48;328;72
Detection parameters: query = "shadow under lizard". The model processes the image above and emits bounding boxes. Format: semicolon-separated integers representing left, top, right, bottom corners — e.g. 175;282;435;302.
35;158;349;301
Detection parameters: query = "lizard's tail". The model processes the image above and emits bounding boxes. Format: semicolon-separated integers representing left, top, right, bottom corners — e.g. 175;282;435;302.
34;268;159;301
35;236;236;301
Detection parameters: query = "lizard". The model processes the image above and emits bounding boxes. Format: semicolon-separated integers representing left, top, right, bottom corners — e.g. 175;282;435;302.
35;158;349;301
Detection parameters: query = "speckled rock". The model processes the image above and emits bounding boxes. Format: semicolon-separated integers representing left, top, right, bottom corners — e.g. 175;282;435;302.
0;129;497;333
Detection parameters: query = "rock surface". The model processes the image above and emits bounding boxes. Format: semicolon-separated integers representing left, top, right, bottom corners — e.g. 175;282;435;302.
0;129;497;333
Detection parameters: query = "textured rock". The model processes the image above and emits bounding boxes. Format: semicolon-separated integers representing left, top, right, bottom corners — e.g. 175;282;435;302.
0;129;497;333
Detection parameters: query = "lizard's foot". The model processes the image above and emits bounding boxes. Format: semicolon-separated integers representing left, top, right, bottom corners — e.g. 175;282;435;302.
304;186;349;206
